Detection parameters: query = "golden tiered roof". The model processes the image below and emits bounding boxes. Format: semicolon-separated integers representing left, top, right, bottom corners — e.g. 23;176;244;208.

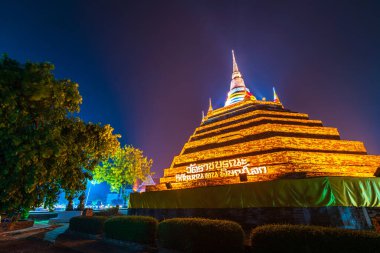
147;53;380;192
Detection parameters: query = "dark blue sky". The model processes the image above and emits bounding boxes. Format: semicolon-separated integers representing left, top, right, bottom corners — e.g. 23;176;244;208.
1;0;380;176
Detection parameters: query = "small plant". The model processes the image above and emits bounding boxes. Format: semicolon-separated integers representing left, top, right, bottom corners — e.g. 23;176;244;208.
104;216;158;245
66;195;74;211
20;209;30;220
76;193;85;211
158;218;245;253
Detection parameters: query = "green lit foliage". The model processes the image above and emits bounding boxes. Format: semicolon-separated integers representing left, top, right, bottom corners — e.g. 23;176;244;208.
0;55;120;217
93;145;153;204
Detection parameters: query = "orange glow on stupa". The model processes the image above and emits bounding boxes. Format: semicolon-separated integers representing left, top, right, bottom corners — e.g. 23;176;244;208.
147;51;380;192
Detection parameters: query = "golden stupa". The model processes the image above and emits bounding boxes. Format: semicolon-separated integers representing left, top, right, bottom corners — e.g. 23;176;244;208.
148;51;380;192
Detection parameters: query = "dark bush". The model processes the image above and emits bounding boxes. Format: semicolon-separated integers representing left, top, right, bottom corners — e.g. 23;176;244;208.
158;218;244;253
104;216;158;245
94;206;119;216
250;224;380;253
69;216;108;235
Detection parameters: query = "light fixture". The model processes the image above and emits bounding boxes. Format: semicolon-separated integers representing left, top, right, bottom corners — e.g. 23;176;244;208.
239;173;248;182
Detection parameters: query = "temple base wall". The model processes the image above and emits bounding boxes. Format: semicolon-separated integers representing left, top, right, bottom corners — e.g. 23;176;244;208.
128;207;379;230
129;177;380;230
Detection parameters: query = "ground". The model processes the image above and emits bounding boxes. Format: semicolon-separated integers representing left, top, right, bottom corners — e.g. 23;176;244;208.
0;233;75;253
0;222;151;253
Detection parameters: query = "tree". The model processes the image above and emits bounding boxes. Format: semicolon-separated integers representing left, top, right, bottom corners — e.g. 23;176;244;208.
0;55;120;217
93;145;153;206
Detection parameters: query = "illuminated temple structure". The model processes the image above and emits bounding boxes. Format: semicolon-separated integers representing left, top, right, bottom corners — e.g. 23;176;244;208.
130;51;380;229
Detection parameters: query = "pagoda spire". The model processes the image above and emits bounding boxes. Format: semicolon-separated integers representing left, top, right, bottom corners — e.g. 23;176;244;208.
208;98;213;112
230;50;245;90
225;50;256;106
232;50;239;74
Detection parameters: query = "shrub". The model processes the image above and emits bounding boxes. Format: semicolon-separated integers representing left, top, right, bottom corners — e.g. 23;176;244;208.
69;216;108;235
104;216;158;245
250;224;380;253
94;206;119;216
158;218;244;253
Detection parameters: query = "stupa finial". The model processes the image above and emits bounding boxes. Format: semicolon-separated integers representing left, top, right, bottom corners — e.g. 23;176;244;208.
225;50;256;106
230;50;245;90
208;98;213;112
231;50;243;81
232;50;239;73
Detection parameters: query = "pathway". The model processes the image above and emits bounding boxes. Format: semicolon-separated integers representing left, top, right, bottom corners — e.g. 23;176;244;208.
0;220;54;241
44;223;69;242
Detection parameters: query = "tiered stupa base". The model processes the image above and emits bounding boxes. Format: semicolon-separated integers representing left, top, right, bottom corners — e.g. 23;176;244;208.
131;51;380;230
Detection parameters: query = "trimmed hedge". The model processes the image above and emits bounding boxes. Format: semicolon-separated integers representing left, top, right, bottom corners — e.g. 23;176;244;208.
104;216;158;245
250;224;380;253
158;218;244;253
69;216;108;235
94;207;119;217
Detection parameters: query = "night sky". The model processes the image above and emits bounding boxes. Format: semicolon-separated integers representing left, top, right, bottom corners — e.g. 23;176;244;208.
1;0;380;177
